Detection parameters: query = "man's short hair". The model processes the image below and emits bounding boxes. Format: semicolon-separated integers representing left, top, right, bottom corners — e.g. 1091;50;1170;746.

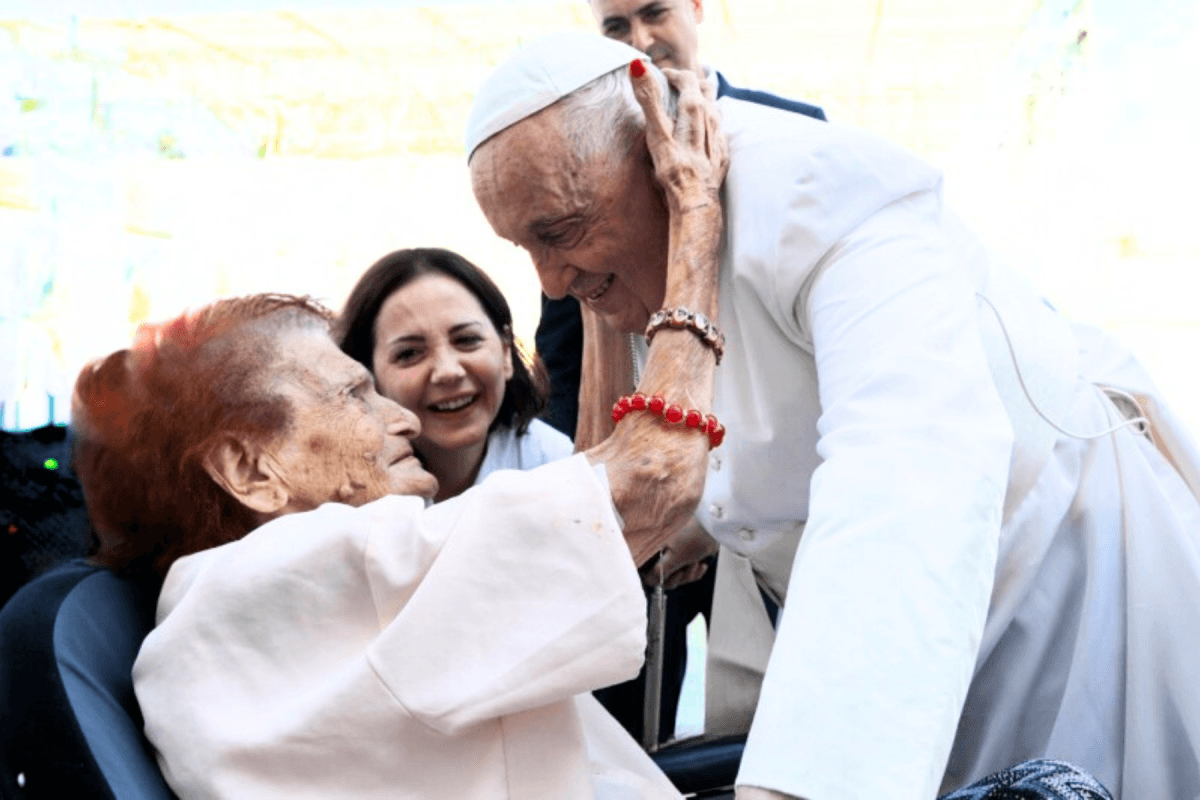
557;64;677;166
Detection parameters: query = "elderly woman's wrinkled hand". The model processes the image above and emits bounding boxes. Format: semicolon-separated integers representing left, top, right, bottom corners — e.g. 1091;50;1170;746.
630;61;729;216
594;411;713;565
587;62;729;566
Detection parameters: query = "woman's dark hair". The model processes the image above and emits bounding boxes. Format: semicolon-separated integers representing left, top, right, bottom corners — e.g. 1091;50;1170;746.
334;248;549;435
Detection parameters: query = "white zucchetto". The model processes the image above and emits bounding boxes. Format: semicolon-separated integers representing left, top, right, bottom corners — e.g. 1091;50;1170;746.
464;32;644;159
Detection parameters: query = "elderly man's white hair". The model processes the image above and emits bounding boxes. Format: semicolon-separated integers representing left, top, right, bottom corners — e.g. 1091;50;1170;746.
465;31;675;165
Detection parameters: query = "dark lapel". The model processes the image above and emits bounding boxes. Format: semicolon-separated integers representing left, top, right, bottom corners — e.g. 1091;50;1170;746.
715;71;827;121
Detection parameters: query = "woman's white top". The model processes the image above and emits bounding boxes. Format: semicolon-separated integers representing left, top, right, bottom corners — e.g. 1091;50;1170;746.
132;455;682;800
476;418;575;484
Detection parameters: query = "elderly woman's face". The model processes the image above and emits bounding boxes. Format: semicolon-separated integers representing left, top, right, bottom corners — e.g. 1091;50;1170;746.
268;328;439;507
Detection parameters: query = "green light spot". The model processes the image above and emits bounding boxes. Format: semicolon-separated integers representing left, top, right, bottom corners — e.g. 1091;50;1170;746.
43;458;59;470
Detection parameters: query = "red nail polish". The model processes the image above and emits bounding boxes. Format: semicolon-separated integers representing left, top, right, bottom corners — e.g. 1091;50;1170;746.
629;59;646;78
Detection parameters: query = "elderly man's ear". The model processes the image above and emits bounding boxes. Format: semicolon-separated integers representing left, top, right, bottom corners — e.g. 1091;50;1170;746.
203;434;290;516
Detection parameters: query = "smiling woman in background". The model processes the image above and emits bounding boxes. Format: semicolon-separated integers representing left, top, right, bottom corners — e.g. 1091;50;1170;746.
335;247;573;502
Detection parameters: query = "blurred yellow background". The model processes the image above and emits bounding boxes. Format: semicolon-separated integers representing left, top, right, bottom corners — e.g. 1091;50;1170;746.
2;0;1198;432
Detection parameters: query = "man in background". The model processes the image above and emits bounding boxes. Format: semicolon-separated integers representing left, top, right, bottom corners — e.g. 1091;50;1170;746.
589;0;824;117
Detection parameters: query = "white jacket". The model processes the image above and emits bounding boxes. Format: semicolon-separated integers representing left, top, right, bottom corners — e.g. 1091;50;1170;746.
133;455;681;800
698;96;1200;799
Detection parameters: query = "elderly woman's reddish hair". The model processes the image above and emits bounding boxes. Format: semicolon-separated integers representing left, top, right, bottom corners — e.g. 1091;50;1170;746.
71;293;332;584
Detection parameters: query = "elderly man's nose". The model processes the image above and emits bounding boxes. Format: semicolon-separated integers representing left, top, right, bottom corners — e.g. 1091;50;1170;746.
532;251;575;300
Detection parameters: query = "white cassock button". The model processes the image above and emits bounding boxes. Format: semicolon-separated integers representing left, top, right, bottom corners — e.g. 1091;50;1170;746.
709;453;722;472
709;503;725;520
737;527;755;543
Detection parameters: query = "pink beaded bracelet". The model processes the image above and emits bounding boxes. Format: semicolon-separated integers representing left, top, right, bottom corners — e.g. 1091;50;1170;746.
611;393;726;448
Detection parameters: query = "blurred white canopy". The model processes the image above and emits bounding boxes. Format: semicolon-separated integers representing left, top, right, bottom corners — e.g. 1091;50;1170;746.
2;0;1197;431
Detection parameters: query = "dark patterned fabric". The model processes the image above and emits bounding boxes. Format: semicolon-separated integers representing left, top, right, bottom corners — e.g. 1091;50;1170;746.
939;760;1114;800
0;424;94;610
534;293;583;438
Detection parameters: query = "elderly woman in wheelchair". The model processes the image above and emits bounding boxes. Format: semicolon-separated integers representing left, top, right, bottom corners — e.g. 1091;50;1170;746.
33;62;729;798
66;287;717;799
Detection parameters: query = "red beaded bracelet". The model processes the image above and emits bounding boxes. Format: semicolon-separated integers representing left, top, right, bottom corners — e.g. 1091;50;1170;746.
611;393;726;448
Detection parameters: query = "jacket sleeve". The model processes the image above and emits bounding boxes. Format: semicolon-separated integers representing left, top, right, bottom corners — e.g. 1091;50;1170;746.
364;454;648;736
737;189;1014;800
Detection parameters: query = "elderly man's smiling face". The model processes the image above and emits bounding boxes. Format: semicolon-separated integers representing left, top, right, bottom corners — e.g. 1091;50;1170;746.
470;105;671;334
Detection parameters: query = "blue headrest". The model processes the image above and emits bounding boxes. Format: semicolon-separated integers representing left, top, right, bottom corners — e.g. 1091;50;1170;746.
0;559;176;799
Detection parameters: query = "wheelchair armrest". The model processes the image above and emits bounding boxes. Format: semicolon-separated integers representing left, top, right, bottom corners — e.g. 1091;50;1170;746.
650;733;745;796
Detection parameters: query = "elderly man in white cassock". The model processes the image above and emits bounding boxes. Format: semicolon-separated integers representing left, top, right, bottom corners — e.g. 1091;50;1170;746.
466;31;1200;800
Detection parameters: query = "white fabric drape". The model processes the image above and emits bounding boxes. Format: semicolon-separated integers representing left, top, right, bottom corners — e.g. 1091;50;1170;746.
690;95;1200;799
134;456;682;800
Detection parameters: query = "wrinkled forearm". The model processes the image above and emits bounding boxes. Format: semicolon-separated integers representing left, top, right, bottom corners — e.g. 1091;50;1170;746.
583;64;728;563
587;201;722;564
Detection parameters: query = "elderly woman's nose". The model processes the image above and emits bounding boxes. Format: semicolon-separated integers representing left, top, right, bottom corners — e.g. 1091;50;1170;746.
384;403;421;437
